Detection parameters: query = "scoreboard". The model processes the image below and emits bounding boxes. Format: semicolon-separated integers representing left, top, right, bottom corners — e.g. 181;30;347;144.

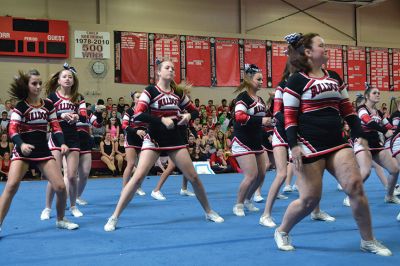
0;16;69;58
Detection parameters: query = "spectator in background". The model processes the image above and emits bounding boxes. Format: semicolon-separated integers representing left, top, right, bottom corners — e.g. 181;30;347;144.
202;128;218;154
93;98;105;113
110;109;122;125
200;143;212;161
194;98;200;109
206;115;215;129
210;148;234;174
0;133;13;159
106;97;113;112
1;111;10;133
217;98;229;114
117;97;126;114
200;110;208;125
0;151;10;181
197;124;208;139
93;111;107;148
4;100;13;119
100;132;117;176
206;100;214;115
211;110;218;125
86;103;93;117
106;117;120;142
109;104;122;120
0;98;5;113
115;133;126;175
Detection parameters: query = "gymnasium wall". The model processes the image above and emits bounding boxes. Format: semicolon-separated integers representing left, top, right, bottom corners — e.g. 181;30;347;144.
0;0;399;105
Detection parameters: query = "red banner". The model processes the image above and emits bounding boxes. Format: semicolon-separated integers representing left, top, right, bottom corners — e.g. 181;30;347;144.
271;42;288;88
391;48;400;91
369;48;389;90
154;34;181;83
186;36;211;87
215;38;240;87
120;32;148;84
245;40;267;87
326;45;343;79
347;46;366;91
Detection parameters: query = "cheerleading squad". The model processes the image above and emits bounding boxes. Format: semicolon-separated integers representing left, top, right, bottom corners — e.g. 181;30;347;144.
0;32;399;257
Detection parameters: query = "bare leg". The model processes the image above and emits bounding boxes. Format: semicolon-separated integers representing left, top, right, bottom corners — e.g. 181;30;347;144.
373;150;399;197
122;148;138;187
246;153;267;201
153;158;175;192
327;148;374;241
169;149;212;212
77;153;91;197
235;154;258;204
38;160;68;221
0;161;29;225
44;150;62;209
111;150;160;218
372;162;388;188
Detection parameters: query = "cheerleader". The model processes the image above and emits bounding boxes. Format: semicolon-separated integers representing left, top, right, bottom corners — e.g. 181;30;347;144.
121;90;146;195
231;64;272;217
346;84;400;206
104;59;223;231
275;32;391;256
40;63;83;220
0;70;78;232
260;62;334;228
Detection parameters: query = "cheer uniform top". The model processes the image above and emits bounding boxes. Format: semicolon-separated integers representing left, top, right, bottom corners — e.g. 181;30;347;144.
47;91;81;151
389;111;400;157
283;70;362;162
134;85;198;151
74;95;93;154
232;91;266;156
262;108;274;152
9;99;64;162
272;80;289;148
357;104;392;154
121;107;147;150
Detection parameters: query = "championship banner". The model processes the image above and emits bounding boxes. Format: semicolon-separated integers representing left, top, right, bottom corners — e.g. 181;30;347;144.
154;34;181;83
244;39;267;87
215;38;240;87
389;48;400;91
114;31;148;84
368;47;389;90
346;46;367;91
325;44;344;79
269;41;287;88
185;36;211;87
74;31;110;59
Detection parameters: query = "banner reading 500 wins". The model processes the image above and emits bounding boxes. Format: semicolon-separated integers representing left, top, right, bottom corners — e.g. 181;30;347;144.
74;31;110;59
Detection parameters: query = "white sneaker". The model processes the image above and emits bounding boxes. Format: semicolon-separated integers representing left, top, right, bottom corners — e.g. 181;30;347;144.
253;194;264;203
384;195;400;204
292;184;298;191
70;206;83;217
40;208;51;220
104;216;118;231
343;196;350;207
397;212;400;221
233;203;245;217
274;229;295;251
180;189;195;197
151;190;166;201
244;199;259;212
136;187;146;196
282;185;293;193
259;215;277;227
360;239;392;256
311;210;336;222
205;210;224;223
76;197;88;206
337;183;343;191
394;184;400;196
276;194;288;200
56;218;79;230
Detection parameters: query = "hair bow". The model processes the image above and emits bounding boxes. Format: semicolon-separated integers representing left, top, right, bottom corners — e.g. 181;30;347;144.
244;64;260;75
63;62;77;74
284;33;302;46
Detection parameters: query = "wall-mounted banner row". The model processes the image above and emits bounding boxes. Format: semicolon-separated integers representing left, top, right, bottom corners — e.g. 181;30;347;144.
114;31;400;91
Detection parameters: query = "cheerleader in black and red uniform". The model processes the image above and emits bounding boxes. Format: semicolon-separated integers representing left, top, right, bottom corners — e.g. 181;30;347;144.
260;62;335;228
273;32;391;256
231;64;272;217
74;94;102;206
347;85;400;206
120;91;146;196
104;60;223;231
40;63;83;220
0;69;78;232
